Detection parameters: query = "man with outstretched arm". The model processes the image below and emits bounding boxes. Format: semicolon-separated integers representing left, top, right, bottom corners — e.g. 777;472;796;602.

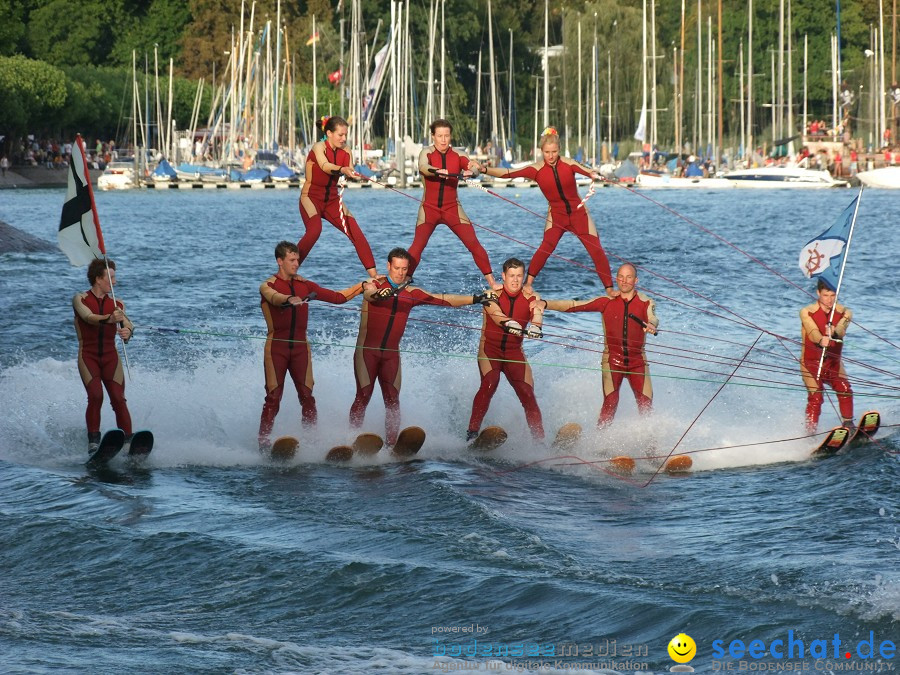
350;247;493;446
799;278;853;433
467;257;545;441
543;263;658;428
258;241;363;452
74;258;134;452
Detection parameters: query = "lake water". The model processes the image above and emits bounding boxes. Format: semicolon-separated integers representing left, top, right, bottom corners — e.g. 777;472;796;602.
0;183;897;673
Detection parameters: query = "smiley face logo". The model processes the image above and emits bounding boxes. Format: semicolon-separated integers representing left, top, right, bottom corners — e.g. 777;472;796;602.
668;633;696;663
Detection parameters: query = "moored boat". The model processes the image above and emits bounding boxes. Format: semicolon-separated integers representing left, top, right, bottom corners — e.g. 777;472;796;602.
724;166;848;188
856;166;900;189
97;160;135;190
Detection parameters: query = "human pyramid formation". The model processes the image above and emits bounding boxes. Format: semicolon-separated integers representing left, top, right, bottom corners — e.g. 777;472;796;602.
74;117;857;462
255;117;658;455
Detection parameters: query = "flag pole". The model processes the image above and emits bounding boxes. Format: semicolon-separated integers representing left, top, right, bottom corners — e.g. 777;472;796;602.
815;185;863;381
75;134;132;380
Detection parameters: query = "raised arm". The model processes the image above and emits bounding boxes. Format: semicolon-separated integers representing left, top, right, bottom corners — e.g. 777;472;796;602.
542;296;607;313
560;156;598;179
480;162;539;180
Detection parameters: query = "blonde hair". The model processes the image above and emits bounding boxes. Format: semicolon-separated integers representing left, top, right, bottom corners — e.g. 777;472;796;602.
539;126;560;149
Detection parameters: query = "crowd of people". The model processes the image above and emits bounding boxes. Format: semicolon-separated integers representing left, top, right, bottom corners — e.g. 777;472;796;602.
73;117;856;457
3;137;121;171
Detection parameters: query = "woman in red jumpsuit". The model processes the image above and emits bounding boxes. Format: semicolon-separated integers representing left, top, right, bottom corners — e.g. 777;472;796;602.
299;116;377;278
479;128;615;297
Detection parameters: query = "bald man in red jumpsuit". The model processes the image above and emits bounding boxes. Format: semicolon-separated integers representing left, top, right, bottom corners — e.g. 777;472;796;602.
544;263;658;427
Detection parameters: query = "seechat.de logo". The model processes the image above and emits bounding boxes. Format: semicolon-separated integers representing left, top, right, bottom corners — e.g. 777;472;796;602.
669;633;697;672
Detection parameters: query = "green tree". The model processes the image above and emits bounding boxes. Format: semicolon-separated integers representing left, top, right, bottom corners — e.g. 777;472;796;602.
0;55;67;135
0;0;26;56
111;0;193;66
26;0;131;66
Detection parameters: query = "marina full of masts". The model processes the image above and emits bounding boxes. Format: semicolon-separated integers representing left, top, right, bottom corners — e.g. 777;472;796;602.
103;0;900;192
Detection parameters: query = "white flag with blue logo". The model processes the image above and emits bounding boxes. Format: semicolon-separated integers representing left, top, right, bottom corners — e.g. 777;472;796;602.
798;196;858;290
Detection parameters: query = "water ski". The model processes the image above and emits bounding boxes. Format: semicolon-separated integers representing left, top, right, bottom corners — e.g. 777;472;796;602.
468;426;507;452
552;422;582;450
87;429;125;466
353;432;384;456
608;456;636;475
326;445;354;462
128;430;154;459
270;436;299;461
810;426;851;458
392;426;426;458
847;411;880;447
664;455;693;474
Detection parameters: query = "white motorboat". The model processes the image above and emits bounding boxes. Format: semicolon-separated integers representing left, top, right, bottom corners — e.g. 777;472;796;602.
97;160;135;190
856;166;900;188
723;166;848;189
636;172;734;189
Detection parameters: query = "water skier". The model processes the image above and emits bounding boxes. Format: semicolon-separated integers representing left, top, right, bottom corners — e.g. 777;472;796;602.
350;247;493;446
477;128;615;296
467;257;545;442
258;241;363;452
800;279;854;433
74;258;134;453
298;116;377;278
409;119;501;290
543;263;658;428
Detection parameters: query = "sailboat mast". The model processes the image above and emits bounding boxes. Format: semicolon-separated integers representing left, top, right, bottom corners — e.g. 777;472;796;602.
641;0;648;147
696;0;702;153
577;21;582;152
424;0;435;138
311;15;317;129
739;38;745;159
543;0;549;128
717;0;723;162
787;0;794;144
678;0;685;153
487;0;500;146
508;29;515;155
474;49;482;148
650;0;657;150
440;0;446;119
747;0;753;161
778;0;784;141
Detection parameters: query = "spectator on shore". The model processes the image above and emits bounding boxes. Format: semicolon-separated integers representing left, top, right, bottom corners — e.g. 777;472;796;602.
0;155;8;177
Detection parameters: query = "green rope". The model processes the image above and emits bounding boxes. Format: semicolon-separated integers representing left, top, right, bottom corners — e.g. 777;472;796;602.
144;325;900;401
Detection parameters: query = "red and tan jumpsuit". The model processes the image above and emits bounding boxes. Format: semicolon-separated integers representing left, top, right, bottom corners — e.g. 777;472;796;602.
350;279;473;445
800;302;853;432
408;145;493;277
548;292;658;427
468;290;545;439
298;141;376;272
73;291;134;435
499;158;613;287
258;275;357;443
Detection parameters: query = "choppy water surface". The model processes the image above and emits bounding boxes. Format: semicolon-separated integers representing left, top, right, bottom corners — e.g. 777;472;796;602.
0;184;897;673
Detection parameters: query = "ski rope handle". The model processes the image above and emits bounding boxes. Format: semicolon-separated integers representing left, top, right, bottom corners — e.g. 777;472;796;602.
576;181;596;210
337;174;350;236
